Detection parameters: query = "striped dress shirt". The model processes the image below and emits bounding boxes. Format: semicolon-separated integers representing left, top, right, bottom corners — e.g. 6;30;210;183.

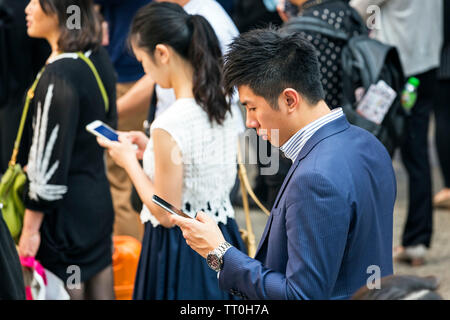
280;107;344;163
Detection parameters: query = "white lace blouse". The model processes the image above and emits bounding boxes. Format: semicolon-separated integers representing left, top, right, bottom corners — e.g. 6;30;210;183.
140;98;238;227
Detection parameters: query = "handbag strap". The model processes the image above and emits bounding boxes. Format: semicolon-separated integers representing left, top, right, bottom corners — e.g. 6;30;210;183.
76;51;109;113
9;67;45;167
8;51;109;167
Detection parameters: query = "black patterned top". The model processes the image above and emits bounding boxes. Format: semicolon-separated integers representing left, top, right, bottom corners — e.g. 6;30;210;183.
296;0;365;108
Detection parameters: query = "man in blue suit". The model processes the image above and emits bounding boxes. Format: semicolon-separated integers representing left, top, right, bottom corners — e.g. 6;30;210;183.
170;28;396;300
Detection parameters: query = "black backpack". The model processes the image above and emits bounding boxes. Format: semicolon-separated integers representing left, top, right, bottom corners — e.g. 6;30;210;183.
282;11;406;157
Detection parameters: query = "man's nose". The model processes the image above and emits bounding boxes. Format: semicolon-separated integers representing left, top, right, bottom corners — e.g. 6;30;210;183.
246;115;258;129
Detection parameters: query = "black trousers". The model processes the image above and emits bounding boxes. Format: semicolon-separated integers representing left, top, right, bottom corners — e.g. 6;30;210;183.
434;78;450;188
400;69;437;248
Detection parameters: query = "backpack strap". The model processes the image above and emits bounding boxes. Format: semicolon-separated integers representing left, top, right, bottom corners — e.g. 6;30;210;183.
347;5;369;35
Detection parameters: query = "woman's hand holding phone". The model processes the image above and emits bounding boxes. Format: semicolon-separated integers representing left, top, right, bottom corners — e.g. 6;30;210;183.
97;135;138;169
119;131;149;160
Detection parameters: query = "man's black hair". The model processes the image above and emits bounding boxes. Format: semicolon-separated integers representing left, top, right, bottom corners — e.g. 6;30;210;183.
223;27;324;109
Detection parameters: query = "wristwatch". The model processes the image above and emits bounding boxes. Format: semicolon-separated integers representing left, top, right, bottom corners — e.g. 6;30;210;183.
206;241;232;272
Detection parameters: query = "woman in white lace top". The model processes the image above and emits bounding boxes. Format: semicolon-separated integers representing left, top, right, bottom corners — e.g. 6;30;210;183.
97;2;246;300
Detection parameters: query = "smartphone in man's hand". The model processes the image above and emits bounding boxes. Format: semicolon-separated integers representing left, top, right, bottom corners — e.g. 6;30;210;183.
152;195;195;219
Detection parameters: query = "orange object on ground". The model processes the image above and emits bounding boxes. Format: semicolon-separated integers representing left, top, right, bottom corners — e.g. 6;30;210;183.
112;235;142;300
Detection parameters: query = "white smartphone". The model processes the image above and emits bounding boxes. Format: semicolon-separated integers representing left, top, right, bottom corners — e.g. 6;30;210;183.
86;120;119;141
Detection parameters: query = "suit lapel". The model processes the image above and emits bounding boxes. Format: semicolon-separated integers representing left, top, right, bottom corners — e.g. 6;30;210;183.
272;116;350;209
254;156;301;257
254;116;350;258
254;213;273;259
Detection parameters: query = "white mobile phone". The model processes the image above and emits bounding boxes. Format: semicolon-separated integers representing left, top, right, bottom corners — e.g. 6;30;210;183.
86;120;119;141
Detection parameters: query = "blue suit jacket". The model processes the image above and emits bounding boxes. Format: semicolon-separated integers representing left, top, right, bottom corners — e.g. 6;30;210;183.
219;116;396;300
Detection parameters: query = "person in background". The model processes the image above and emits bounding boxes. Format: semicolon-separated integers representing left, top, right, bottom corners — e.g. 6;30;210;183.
231;0;283;33
98;2;246;300
280;0;366;109
277;0;298;21
351;275;443;300
351;0;444;266
18;0;117;300
432;1;450;210
94;0;152;242
0;0;49;173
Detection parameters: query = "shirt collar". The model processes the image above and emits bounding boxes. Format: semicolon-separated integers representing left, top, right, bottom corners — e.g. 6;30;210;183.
280;107;344;162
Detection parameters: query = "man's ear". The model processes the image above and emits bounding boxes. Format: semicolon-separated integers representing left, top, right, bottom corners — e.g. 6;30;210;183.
281;88;301;113
154;44;170;65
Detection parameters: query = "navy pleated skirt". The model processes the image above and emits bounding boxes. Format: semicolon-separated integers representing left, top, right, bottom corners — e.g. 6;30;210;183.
133;217;247;300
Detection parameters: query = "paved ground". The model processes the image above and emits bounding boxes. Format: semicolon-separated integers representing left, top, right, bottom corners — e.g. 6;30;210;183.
234;118;450;299
392;155;450;300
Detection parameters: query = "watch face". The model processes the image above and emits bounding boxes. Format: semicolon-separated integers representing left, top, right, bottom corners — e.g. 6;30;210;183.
207;254;221;271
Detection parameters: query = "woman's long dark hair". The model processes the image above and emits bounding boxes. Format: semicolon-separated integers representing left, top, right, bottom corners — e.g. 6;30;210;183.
130;2;230;125
39;0;101;52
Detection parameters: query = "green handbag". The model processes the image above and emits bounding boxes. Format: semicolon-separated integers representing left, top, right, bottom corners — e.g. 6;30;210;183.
0;164;27;242
0;67;43;243
0;51;109;243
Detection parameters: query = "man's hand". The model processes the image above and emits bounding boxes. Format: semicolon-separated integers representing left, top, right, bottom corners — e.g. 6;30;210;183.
170;211;225;258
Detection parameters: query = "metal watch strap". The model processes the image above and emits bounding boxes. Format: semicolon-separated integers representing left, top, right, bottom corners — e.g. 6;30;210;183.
207;241;232;272
216;241;232;258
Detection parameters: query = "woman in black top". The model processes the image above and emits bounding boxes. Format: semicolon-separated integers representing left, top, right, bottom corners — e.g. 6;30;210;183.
18;0;117;300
